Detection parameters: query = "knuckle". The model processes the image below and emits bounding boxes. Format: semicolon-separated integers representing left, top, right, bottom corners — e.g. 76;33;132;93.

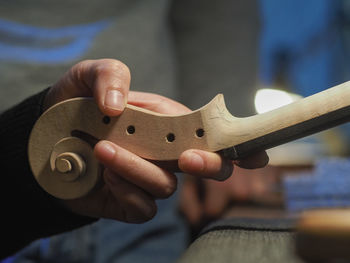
76;59;93;67
93;62;110;77
125;155;139;170
96;59;131;79
128;203;157;223
72;60;93;75
159;175;177;198
142;204;157;221
69;61;88;84
114;61;131;78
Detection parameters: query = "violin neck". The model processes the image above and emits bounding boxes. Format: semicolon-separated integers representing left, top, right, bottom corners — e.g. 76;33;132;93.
215;82;350;159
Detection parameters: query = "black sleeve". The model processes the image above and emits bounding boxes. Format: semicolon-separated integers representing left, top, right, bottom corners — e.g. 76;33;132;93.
0;89;97;259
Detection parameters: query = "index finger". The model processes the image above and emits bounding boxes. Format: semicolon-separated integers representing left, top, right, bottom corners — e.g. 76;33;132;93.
179;149;234;181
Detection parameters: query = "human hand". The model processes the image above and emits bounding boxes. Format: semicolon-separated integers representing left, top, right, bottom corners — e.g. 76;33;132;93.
44;59;269;224
179;163;280;226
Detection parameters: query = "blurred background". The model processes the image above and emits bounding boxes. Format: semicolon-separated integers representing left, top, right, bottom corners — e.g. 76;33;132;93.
2;0;350;262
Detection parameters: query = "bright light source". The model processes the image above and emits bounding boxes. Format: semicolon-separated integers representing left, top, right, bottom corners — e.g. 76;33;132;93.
254;88;302;114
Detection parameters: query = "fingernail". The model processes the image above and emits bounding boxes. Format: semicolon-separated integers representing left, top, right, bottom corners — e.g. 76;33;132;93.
105;89;124;111
189;152;204;171
98;141;116;161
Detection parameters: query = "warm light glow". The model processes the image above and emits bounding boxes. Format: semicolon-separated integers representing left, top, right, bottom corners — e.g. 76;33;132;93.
254;88;302;114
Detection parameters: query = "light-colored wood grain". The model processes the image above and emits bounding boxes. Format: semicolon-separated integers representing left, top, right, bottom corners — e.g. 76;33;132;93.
28;81;350;199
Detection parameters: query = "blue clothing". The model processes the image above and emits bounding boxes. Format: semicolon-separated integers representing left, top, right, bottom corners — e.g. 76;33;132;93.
7;192;187;263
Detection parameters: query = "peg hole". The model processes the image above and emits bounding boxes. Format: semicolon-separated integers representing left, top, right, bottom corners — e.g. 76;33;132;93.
196;128;205;138
127;125;135;135
166;133;175;143
102;116;111;124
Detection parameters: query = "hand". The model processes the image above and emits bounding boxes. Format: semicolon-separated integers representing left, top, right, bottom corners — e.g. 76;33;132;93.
44;59;269;224
179;163;280;226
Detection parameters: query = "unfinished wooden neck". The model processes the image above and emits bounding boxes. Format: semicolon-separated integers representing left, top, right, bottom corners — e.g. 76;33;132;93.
215;81;350;159
29;81;350;199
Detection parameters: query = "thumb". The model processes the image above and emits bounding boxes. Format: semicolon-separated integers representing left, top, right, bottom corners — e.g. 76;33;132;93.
47;59;130;116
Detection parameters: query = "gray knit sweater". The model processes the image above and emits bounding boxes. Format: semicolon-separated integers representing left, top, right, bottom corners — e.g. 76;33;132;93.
0;0;259;258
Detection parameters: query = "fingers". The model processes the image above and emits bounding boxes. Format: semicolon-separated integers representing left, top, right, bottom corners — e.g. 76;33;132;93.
179;176;203;225
179;150;233;181
203;180;230;217
103;169;157;223
178;149;269;181
64;173;156;223
49;59;131;116
225;167;251;201
50;59;189;116
94;140;177;199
